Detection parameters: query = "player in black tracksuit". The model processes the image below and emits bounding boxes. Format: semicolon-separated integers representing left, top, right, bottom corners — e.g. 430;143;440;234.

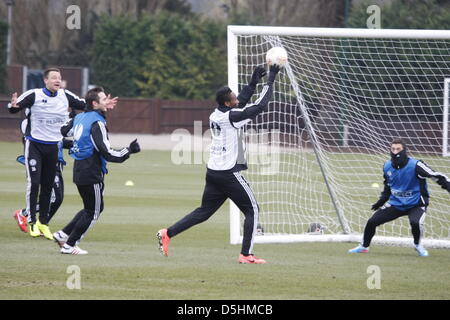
14;135;72;233
157;65;280;264
7;68;88;239
53;87;141;255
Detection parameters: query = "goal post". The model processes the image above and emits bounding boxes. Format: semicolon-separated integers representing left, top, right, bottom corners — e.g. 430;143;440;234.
444;78;450;157
228;25;450;248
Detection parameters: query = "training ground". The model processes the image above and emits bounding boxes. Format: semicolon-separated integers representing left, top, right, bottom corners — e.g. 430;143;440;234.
0;137;449;300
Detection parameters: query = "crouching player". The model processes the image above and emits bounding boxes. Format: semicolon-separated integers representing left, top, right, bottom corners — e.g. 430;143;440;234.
349;139;450;256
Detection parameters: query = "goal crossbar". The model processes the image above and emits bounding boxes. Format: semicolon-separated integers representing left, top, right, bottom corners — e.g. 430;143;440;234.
228;25;450;39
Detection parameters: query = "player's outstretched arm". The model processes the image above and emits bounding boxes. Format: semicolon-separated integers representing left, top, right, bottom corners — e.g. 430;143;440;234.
416;161;450;192
229;65;280;126
237;66;267;108
65;89;87;111
90;121;135;163
8;90;35;113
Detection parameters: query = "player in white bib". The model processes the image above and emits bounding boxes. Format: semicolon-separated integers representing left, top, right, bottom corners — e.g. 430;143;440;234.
8;68;117;239
157;65;280;264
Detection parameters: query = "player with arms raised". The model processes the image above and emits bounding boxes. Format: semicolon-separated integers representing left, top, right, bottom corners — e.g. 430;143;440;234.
157;64;281;264
7;68;95;239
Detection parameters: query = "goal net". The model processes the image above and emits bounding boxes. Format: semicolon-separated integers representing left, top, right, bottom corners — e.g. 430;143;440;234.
228;26;450;248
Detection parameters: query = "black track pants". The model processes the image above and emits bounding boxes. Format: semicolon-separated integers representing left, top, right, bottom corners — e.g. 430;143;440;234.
63;183;104;247
168;170;259;255
363;205;426;247
24;139;58;224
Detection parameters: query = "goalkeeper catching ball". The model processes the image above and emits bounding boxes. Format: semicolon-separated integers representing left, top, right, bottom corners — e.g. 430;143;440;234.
157;65;280;264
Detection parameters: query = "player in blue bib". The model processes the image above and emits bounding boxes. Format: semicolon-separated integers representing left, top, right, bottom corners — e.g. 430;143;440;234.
349;139;450;256
53;87;140;255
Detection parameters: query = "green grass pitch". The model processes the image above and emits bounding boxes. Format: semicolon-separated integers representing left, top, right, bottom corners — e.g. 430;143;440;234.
0;141;449;300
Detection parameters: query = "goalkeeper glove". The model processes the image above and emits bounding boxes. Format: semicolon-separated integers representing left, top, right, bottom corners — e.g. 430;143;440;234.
128;139;141;154
436;176;450;193
371;199;385;211
267;65;281;84
249;66;267;86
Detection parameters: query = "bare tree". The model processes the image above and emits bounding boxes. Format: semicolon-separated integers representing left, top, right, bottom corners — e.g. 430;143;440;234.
227;0;347;27
0;0;175;68
0;0;347;68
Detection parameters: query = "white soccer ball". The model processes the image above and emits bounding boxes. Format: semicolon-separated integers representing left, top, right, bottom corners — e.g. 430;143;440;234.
266;46;288;67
